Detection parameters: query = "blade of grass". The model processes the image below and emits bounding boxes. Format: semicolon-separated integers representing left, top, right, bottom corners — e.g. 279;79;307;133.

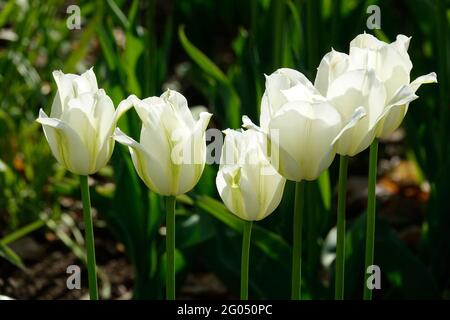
0;243;25;270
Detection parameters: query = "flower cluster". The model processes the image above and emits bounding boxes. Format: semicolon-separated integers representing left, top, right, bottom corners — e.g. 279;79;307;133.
219;33;436;221
37;33;436;300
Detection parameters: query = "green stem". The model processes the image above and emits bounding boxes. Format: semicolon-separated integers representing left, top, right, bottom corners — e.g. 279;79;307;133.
335;155;348;300
291;180;304;300
79;175;99;300
166;195;176;300
364;140;378;300
240;220;253;300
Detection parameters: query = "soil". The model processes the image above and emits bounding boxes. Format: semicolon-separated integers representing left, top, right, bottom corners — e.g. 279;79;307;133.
0;228;134;299
0;224;232;300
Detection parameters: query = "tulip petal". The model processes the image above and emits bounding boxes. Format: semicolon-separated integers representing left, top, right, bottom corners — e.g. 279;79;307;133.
52;71;77;111
327;69;385;128
268;101;341;181
115;96;135;123
314;49;350;97
242;115;264;133
410;72;438;91
175;112;212;194
36;109;90;175
376;72;437;138
49;90;64;119
332;106;367;146
61;95;97;155
350;33;383;49
52;68;98;111
377;44;412;100
161;89;196;129
114;128;170;195
261;68;317;131
327;69;385;155
77;68;98;94
216;167;246;219
259;172;286;220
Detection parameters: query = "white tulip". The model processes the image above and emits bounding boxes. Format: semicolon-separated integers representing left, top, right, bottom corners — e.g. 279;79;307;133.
348;33;437;138
314;34;437;154
315;50;387;156
216;129;286;221
244;68;365;181
36;68;131;175
114;89;212;196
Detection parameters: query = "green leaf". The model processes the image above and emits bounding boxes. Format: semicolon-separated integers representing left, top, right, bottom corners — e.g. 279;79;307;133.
0;0;15;29
97;25;119;71
0;243;25;270
178;25;229;86
106;0;131;31
176;212;215;249
194;195;291;261
121;32;144;96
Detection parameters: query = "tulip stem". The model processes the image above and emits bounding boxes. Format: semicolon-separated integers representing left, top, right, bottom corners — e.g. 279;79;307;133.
335;155;348;300
79;175;99;300
292;180;304;300
240;220;253;300
166;195;176;300
364;139;378;300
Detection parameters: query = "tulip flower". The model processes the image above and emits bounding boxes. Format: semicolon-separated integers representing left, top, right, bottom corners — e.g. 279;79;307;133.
114;89;212;299
216;128;286;299
37;68;131;300
315;52;385;157
216;129;286;221
348;33;437;138
114;90;212;196
37;69;131;175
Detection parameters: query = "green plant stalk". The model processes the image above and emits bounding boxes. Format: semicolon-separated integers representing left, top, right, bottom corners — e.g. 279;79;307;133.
79;175;99;300
166;196;176;300
335;155;348;300
291;181;304;299
364;140;378;300
240;220;253;300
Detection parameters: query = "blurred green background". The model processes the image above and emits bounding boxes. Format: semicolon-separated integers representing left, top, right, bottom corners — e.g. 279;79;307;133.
0;0;449;299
